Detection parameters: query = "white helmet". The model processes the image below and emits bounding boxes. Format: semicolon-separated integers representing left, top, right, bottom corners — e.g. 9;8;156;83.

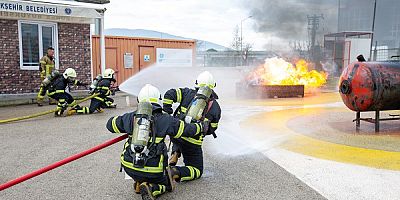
138;84;161;104
196;71;216;89
103;68;115;79
63;68;77;79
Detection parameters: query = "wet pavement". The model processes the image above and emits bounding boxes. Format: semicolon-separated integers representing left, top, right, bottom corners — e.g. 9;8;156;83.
0;94;325;200
1;92;400;199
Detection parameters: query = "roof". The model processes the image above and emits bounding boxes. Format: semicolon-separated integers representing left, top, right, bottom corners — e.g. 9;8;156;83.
324;31;373;38
17;0;106;10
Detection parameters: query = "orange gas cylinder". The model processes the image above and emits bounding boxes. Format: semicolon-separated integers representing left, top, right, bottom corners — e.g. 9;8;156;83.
339;61;400;112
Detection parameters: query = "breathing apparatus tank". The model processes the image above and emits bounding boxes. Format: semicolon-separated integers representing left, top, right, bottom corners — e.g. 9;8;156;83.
41;70;61;88
39;71;61;97
89;75;103;94
131;101;153;168
184;86;213;124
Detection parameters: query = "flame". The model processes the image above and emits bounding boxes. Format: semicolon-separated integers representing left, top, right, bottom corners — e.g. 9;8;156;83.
246;57;328;89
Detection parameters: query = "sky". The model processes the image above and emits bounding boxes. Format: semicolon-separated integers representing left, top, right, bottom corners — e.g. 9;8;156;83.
103;0;337;51
103;0;269;50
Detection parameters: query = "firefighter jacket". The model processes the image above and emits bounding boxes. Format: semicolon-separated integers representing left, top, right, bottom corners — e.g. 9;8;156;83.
163;87;221;145
47;76;84;96
39;55;55;78
106;104;204;178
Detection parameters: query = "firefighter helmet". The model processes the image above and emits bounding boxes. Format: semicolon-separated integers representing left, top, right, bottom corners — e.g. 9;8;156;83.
103;68;115;79
138;84;161;104
63;68;77;79
196;71;216;89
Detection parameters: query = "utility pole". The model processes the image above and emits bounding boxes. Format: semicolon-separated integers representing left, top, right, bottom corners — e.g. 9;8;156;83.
240;16;252;66
307;14;324;69
308;14;324;51
369;0;377;61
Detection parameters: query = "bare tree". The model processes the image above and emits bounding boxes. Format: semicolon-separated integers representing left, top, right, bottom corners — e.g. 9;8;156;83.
243;43;253;65
231;25;241;51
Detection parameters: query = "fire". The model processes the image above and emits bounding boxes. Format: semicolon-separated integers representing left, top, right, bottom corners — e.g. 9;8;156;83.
247;57;328;89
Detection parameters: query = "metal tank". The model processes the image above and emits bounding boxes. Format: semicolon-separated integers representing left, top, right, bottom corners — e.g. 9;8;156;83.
339;61;400;112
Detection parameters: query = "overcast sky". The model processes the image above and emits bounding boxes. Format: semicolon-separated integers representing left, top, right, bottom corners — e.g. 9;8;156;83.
103;0;271;50
103;0;337;51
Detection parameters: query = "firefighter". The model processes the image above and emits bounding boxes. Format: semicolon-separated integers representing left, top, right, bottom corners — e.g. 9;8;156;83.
72;68;117;114
106;84;208;200
37;47;56;106
162;71;221;183
46;68;87;116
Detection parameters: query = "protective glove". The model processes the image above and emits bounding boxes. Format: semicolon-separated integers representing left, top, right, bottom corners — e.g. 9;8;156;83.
163;106;173;115
76;81;88;86
111;89;116;96
200;120;210;136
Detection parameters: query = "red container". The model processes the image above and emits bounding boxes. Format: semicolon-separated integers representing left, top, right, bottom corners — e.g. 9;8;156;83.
339;61;400;111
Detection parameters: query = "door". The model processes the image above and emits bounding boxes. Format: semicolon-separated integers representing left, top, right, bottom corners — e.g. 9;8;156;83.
139;46;155;70
106;47;118;85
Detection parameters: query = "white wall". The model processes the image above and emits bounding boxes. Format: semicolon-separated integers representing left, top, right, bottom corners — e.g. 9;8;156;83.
345;38;371;66
156;48;193;67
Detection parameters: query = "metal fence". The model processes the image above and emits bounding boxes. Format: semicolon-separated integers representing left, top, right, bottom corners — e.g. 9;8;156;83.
196;51;278;67
372;48;400;61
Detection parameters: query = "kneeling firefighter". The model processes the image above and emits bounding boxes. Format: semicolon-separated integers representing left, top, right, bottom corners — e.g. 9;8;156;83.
45;68;87;116
106;84;209;200
162;71;221;182
72;68;117;114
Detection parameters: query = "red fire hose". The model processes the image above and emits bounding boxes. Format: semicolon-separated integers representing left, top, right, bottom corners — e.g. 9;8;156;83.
0;134;128;191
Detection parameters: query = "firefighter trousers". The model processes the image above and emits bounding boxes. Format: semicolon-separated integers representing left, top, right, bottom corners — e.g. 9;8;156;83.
171;138;203;181
48;92;77;110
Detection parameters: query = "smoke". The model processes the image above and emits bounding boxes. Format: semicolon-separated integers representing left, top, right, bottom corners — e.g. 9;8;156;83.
119;64;243;99
244;0;338;49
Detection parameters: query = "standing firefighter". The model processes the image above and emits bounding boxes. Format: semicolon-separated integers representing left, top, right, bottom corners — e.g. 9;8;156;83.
45;68;87;116
106;84;208;200
163;71;221;182
71;68;117;114
37;47;56;106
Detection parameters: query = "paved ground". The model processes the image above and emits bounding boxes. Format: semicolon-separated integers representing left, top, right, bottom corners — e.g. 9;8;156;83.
0;95;325;200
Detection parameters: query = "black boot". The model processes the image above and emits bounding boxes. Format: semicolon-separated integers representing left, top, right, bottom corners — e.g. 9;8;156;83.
166;166;181;191
139;182;156;200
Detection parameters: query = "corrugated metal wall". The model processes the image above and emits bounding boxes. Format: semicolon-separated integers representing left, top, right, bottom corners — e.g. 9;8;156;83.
92;35;196;85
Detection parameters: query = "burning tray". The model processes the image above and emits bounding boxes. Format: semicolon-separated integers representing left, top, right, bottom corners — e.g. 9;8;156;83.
236;83;304;98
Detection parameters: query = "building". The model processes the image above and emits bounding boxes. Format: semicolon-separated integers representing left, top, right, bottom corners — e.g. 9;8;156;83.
339;0;400;48
324;32;372;72
91;35;196;85
0;0;106;94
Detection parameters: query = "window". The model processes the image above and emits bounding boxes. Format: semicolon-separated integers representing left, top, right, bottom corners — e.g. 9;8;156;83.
18;21;58;70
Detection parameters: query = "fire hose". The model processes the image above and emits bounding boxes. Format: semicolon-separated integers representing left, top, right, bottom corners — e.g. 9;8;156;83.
0;93;99;124
0;134;128;191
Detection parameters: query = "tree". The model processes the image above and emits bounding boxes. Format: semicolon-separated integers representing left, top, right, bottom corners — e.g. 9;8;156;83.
231;25;241;51
242;43;253;65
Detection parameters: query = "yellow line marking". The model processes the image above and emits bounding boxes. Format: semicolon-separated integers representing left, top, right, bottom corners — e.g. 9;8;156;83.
243;107;400;171
281;135;400;171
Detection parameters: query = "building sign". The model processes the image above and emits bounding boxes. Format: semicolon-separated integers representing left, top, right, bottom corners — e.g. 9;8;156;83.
124;52;133;68
0;0;103;19
156;48;193;67
144;55;150;62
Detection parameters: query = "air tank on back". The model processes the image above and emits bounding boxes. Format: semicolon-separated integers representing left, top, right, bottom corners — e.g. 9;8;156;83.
339;61;400;112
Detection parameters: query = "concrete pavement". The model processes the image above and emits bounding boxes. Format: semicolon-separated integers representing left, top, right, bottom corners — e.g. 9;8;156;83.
0;95;326;200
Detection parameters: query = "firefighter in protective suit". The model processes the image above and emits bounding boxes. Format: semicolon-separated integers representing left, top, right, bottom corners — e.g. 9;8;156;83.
37;47;56;106
106;84;209;200
163;71;221;183
72;68;117;114
46;68;87;116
